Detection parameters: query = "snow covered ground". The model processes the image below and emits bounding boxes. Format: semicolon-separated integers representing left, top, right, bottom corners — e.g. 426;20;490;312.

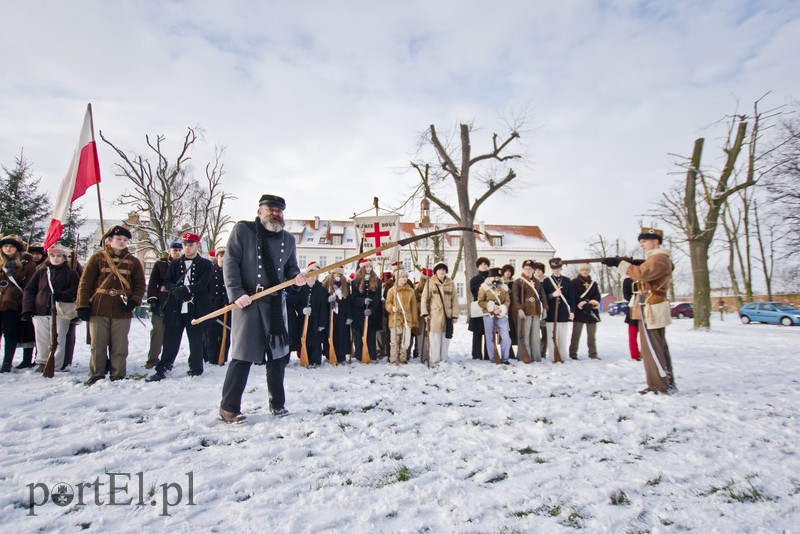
1;313;799;533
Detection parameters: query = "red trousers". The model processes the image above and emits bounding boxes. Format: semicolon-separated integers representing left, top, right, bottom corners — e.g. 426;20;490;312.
628;323;641;360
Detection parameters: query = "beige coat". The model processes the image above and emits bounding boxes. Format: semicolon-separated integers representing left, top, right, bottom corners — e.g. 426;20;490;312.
385;283;419;329
619;248;673;325
477;280;510;317
420;275;458;333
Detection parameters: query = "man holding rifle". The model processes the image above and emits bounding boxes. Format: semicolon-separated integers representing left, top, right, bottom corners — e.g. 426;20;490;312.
602;228;675;394
218;194;306;423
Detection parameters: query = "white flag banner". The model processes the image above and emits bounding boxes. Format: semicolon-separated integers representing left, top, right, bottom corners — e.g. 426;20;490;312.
353;215;400;258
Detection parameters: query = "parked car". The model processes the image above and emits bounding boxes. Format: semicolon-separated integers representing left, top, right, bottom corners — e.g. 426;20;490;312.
738;302;800;326
670;302;694;319
607;302;629;316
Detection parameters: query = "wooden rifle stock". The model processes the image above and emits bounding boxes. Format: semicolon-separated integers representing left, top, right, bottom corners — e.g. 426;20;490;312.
518;314;531;364
217;311;228;366
362;317;371;364
299;314;310;367
560;256;639;266
43;295;57;378
552;289;563;364
493;316;501;365
328;308;337;366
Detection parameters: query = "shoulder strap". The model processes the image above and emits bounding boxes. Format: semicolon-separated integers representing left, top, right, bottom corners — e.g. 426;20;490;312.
100;249;131;290
579;280;596;299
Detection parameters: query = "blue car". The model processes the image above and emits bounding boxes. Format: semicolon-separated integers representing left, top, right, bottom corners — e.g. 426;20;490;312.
739;302;800;326
607;302;629;316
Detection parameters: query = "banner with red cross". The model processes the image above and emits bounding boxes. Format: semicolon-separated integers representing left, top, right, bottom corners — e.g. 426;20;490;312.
353;215;400;258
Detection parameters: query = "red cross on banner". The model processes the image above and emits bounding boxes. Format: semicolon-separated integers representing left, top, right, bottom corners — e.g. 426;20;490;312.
353;215;400;258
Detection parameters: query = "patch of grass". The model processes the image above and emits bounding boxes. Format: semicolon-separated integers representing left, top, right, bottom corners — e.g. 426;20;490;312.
361;404;377;412
534;416;552;425
388;452;403;461
659;516;673;526
598;438;615;444
486;472;508;484
80;522;92;530
379;465;412;486
702;476;766;503
322;406;350;416
517;446;539;455
513;509;533;518
617;415;630;422
610;490;631;505
647;474;663;486
200;438;212;447
548;504;561;517
73;444;106;456
564;510;584;529
534;456;546;464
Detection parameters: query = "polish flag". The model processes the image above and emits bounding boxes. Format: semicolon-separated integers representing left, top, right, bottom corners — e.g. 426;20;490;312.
43;104;102;250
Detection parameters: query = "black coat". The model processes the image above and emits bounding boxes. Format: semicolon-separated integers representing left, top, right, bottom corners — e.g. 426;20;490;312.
351;276;382;331
22;263;80;316
468;271;488;333
162;255;213;324
209;264;228;309
542;275;576;323
622;277;638;326
571;275;601;324
295;281;329;350
146;258;171;308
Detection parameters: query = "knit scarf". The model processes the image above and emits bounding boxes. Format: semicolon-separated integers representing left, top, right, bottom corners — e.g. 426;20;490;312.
254;218;290;357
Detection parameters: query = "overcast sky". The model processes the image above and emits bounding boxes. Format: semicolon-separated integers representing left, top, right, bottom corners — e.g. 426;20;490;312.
1;0;798;261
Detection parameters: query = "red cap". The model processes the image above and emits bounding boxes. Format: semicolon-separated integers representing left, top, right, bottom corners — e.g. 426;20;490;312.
182;232;201;243
209;250;216;257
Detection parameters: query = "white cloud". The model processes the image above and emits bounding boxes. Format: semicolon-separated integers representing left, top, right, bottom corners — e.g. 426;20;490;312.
1;0;798;262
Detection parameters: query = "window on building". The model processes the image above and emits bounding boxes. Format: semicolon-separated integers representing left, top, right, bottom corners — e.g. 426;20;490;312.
298;255;306;267
451;235;461;247
335;256;342;263
492;237;502;247
318;237;328;244
456;283;464;298
319;256;328;267
508;259;516;268
332;235;342;245
403;259;412;272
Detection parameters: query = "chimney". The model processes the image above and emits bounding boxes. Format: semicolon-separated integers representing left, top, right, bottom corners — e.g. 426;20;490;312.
479;220;485;235
314;216;320;230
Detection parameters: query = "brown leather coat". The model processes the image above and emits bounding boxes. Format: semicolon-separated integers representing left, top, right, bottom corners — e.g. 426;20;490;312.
510;274;547;318
619;248;673;321
76;247;146;318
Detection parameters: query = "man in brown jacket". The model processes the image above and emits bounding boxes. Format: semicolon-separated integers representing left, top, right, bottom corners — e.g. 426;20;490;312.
385;269;418;364
603;227;675;394
76;225;146;385
511;260;548;363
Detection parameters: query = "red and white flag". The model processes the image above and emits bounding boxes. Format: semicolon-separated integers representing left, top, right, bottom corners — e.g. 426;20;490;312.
43;104;102;250
353;215;400;257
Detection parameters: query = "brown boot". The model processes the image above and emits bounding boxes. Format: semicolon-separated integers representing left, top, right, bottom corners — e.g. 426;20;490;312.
219;408;246;424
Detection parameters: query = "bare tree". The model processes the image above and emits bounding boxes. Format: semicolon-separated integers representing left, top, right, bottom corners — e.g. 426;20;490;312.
410;122;523;283
654;97;783;328
100;128;233;255
765;108;800;257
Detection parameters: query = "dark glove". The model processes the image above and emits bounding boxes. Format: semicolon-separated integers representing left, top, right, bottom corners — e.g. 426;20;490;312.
77;308;91;322
172;286;190;302
364;298;372;306
328;294;337;303
364;308;373;317
601;257;622;268
302;306;312;316
149;300;160;315
630;258;645;266
123;300;138;312
21;312;33;321
51;291;64;301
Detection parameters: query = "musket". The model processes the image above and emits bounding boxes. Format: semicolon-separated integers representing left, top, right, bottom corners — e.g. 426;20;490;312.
43;268;57;378
492;315;501;365
551;282;563;364
191;226;481;326
515;282;531;364
299;313;310;367
361;315;371;364
560;256;641;266
327;308;337;366
217;311;229;366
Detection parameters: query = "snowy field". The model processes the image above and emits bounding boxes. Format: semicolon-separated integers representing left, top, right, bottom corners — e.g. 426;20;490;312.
1;313;799;533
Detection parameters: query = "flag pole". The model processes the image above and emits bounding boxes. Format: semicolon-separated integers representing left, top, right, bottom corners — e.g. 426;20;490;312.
87;103;105;236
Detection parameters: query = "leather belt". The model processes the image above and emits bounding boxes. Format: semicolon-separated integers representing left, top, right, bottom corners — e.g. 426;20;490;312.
96;288;129;297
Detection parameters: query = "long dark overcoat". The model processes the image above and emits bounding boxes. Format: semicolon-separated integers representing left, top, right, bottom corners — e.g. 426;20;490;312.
223;221;300;363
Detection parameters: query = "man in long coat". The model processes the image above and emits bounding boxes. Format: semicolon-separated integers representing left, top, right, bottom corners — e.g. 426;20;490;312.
604;227;675;394
218;194;306;423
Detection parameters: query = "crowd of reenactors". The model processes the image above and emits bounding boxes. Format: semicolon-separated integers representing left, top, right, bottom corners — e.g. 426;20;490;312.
1;214;675;400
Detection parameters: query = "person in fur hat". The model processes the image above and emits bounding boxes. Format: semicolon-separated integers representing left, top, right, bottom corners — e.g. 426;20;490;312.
477;267;512;364
21;244;80;371
420;262;458;366
603;227;675;394
469;257;490;360
28;242;46;268
76;225;146;384
0;235;37;372
385;269;418;364
321;266;352;364
351;259;382;362
542;257;576;363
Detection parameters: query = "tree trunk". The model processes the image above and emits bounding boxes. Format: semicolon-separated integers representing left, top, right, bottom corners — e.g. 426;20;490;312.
689;238;713;328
